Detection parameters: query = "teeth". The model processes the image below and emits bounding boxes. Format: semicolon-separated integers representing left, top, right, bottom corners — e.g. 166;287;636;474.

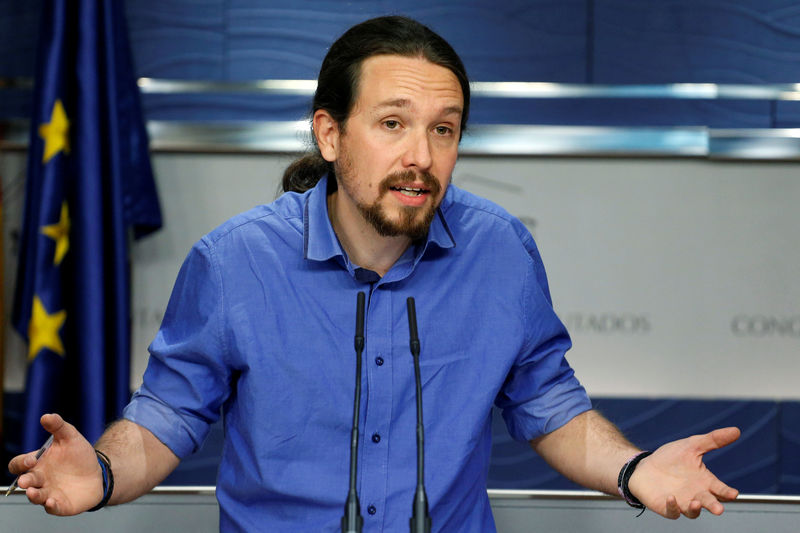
391;186;426;197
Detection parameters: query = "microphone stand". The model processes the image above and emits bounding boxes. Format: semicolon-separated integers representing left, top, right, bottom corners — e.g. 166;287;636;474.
342;291;366;533
407;297;432;533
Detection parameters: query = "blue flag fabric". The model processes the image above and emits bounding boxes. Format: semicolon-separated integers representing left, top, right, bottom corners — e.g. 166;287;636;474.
12;0;162;452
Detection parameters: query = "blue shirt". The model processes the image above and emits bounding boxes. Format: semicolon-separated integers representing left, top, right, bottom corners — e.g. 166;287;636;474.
123;175;591;532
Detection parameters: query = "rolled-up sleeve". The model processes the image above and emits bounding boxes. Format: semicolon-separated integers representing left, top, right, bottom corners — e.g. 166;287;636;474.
495;229;592;442
123;238;231;458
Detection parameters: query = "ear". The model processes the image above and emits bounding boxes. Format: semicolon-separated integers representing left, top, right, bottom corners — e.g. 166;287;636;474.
313;109;340;162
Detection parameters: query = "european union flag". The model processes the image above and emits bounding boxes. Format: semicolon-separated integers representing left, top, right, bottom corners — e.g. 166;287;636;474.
12;0;162;452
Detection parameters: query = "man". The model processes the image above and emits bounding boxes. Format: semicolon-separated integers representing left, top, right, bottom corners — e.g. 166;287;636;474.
9;15;739;532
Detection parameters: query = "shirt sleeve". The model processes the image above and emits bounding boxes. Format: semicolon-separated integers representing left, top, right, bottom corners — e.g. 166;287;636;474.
495;225;592;442
123;237;231;458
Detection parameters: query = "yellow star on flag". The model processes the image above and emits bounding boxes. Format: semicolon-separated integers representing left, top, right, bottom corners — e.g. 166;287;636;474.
27;295;67;361
41;201;71;265
38;99;71;163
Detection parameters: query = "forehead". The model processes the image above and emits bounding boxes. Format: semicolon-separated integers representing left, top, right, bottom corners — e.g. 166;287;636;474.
354;54;463;112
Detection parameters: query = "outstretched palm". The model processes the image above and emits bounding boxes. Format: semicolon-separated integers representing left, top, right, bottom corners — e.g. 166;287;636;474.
629;427;741;519
8;414;103;515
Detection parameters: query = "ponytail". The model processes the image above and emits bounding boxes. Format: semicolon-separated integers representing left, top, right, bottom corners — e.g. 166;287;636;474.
281;153;332;193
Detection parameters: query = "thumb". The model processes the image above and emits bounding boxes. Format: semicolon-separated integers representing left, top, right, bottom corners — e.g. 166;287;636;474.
40;413;80;443
697;426;741;454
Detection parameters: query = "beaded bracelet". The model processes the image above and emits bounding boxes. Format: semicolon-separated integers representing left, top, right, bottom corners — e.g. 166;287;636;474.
87;449;114;512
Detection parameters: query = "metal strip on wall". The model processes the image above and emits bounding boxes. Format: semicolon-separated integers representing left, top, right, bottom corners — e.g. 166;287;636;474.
4;78;800;158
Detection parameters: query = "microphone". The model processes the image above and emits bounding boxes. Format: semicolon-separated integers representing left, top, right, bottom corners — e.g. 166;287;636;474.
406;297;432;533
342;291;366;533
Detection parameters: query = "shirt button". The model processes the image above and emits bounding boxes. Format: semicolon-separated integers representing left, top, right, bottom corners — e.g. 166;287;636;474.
375;357;384;366
367;505;377;515
371;433;381;443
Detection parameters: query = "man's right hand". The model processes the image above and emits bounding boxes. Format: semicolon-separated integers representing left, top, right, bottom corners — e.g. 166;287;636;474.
7;413;104;515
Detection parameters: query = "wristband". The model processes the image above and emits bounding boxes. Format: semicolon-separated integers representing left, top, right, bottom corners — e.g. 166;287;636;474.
617;450;652;515
87;450;114;512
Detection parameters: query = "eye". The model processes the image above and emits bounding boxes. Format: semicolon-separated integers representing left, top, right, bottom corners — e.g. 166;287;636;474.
383;120;400;130
434;125;453;136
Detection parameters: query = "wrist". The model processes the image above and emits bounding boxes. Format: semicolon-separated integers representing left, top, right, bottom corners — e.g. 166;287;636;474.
87;450;114;512
617;451;652;513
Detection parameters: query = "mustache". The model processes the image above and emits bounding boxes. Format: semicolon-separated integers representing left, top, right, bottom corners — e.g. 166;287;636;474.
378;170;442;197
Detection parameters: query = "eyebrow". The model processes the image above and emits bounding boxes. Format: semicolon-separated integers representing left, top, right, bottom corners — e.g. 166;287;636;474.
375;98;411;110
373;98;463;117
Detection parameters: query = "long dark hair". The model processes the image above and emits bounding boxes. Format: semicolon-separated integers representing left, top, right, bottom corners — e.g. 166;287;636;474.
281;15;470;193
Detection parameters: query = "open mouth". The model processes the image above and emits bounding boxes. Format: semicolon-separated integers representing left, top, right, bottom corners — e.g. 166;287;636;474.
390;186;428;197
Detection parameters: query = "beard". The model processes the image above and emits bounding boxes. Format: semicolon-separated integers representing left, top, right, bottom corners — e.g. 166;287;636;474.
335;155;443;241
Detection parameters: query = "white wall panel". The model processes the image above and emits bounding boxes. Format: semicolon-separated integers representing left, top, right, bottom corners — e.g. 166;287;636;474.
455;157;799;398
4;151;798;398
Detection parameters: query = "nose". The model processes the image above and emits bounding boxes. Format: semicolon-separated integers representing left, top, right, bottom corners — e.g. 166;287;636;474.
401;129;433;171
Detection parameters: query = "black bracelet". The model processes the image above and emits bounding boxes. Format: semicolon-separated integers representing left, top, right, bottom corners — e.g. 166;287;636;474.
87;449;114;512
617;450;653;515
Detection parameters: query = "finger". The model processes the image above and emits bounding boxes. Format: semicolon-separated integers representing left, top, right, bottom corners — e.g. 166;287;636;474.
40;413;73;442
696;491;725;516
695;427;741;454
16;470;43;490
710;479;739;502
44;497;64;516
665;495;681;520
25;485;47;506
28;487;63;515
683;499;702;519
8;451;40;475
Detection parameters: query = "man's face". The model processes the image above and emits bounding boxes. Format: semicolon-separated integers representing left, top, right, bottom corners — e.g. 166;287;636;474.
325;54;463;240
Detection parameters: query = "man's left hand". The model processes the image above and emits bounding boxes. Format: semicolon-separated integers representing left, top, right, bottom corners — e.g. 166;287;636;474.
627;427;741;519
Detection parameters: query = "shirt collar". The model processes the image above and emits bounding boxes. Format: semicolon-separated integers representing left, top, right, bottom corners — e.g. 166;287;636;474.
303;174;457;266
425;187;457;252
303;174;343;262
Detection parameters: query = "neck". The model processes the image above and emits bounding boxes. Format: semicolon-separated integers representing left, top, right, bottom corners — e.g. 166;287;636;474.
327;190;412;277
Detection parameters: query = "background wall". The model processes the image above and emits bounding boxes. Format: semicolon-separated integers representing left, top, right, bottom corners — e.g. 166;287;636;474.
5;0;798;395
2;149;797;398
5;0;800;126
1;0;799;494
127;153;800;400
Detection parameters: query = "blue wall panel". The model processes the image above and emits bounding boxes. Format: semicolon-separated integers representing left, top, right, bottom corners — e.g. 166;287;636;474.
593;399;780;494
779;403;800;494
774;101;800;128
125;0;226;79
2;395;795;494
468;98;771;127
3;0;799;126
156;398;795;494
126;1;587;82
125;0;588;124
591;0;800;127
488;399;781;494
139;93;311;122
593;0;800;84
